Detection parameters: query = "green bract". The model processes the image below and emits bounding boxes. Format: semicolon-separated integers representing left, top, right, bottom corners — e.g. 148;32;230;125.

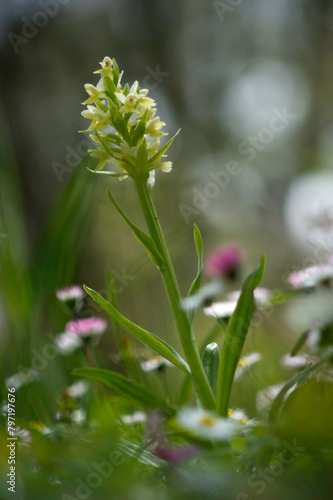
81;56;178;183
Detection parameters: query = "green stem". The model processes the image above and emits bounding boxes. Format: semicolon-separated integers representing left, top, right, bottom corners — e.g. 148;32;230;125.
177;321;226;405
135;180;215;410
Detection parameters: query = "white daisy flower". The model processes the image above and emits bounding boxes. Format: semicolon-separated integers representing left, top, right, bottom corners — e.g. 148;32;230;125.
204;299;238;319
234;353;262;380
228;408;249;424
256;384;284;414
280;354;314;369
122;411;146;425
228;287;272;305
286;290;333;331
181;281;223;311
56;285;85;305
71;408;86;425
284;171;333;254
175;409;241;441
64;380;88;399
54;332;82;355
204;288;271;320
140;356;173;372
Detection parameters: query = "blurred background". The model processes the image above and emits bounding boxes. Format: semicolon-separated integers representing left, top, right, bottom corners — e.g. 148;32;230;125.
1;0;333;419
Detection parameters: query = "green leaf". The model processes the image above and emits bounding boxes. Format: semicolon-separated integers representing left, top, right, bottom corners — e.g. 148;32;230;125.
216;254;266;416
130;110;148;146
290;329;309;357
104;77;118;105
72;368;175;416
187;224;205;324
84;286;190;375
276;378;333;447
118;438;166;468
107;189;164;269
136;139;149;180
108;101;129;141
268;363;318;424
104;133;121;145
148;129;180;166
202;342;220;397
112;59;120;86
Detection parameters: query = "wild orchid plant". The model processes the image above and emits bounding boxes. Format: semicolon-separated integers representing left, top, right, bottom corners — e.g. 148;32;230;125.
76;56;266;427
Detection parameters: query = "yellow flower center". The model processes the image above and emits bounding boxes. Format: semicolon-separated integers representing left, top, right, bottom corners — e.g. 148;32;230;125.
228;409;248;424
237;357;247;368
199;414;216;427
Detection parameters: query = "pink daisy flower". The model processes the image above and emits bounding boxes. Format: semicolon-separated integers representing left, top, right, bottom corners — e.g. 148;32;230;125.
287;264;333;290
65;317;107;338
56;285;85;308
204;244;243;279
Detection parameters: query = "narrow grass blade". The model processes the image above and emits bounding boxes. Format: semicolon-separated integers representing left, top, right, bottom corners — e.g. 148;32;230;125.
73;367;175;416
268;363;318;424
84;286;190;375
187;224;205;324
